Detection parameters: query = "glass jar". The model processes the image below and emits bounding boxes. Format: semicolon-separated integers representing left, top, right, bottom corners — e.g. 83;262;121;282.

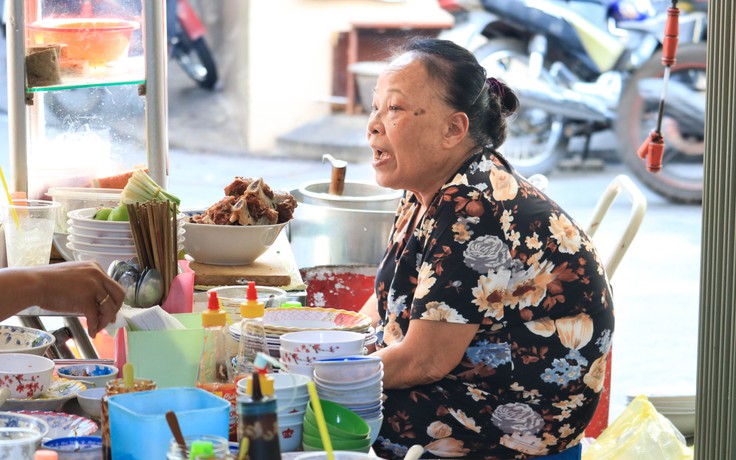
167;435;231;460
100;377;156;460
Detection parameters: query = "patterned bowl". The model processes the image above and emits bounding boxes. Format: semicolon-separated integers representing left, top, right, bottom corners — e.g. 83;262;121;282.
0;325;56;356
0;410;50;440
57;364;119;388
0;353;55;399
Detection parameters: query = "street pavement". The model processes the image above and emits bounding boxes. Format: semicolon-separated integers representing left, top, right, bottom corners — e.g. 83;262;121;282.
0;34;703;427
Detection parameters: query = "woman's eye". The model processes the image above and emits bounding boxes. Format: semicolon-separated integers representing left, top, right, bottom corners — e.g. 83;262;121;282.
389;105;400;111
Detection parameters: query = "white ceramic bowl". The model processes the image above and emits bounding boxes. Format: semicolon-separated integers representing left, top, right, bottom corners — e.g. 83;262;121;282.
67;207;132;230
67;222;133;239
67;232;135;246
182;220;287;265
364;415;383;445
312;356;383;384
279;420;304;453
76;387;106;419
67;236;136;255
280;331;365;356
280;361;314;378
0;353;55;399
0;411;50;439
313;370;383;390
57;364;119;388
66;242;137;270
207;285;287;309
0;325;56;356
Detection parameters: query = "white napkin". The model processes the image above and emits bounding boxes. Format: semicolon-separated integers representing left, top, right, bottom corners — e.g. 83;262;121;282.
104;305;186;336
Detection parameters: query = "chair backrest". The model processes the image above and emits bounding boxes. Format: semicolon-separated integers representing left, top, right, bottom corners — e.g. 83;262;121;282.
585;174;647;281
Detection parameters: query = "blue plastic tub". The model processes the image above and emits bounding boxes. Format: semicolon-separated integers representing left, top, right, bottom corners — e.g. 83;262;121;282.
108;387;230;460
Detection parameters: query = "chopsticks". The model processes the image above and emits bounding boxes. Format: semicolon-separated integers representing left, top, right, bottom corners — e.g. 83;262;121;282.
126;200;179;299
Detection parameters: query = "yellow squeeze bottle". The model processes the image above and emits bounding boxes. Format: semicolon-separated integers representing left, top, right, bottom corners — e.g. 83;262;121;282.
235;282;269;381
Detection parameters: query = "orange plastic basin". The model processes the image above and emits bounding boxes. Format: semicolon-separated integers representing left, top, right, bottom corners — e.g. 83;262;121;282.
27;18;139;67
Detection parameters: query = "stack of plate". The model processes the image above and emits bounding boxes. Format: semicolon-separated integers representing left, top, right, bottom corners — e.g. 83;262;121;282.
228;307;375;360
312;356;384;445
627;387;696;437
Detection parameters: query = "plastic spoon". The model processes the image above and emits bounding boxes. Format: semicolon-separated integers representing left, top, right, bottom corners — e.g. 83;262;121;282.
166;410;188;457
122;362;134;389
403;445;424;460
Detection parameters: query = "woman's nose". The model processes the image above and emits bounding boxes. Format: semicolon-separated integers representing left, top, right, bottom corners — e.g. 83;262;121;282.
367;112;383;136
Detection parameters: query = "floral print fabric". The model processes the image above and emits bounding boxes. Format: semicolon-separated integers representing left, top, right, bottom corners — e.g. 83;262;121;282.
372;150;614;459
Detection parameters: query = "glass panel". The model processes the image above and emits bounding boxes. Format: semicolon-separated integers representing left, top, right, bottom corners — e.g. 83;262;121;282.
27;87;146;200
25;0;145;90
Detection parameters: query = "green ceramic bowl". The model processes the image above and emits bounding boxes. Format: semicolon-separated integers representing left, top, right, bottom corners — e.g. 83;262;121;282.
305;400;370;439
302;432;371;452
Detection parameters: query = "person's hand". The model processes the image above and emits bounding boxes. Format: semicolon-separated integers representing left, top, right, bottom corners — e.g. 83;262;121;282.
28;261;125;338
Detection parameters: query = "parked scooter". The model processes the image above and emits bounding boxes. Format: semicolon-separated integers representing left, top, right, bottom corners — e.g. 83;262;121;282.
440;0;707;203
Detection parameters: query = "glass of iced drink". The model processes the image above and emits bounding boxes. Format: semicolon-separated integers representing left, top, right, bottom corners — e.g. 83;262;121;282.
2;199;61;267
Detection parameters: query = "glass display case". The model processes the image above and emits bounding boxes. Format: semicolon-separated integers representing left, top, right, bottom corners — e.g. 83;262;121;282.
5;0;170;359
6;0;168;199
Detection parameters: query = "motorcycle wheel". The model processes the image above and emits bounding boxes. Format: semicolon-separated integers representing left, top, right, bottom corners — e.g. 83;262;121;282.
616;43;707;204
473;38;568;178
172;32;218;90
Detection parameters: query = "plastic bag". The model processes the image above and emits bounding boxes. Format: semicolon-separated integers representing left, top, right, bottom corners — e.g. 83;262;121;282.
582;394;694;460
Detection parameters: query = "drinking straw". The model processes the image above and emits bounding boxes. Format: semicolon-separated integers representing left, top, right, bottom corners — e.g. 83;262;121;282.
307;380;334;460
0;166;20;229
123;362;134;389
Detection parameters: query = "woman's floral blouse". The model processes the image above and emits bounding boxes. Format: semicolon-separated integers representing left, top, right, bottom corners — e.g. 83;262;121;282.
372;150;614;459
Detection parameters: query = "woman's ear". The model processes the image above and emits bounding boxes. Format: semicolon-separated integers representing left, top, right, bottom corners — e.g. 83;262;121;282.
444;112;470;148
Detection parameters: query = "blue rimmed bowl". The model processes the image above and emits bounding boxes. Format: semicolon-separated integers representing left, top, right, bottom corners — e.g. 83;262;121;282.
0;325;55;356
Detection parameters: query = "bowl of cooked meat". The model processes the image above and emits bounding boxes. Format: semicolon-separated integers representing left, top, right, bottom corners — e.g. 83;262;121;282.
183;177;297;265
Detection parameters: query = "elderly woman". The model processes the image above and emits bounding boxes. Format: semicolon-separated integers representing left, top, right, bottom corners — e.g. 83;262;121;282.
360;38;614;459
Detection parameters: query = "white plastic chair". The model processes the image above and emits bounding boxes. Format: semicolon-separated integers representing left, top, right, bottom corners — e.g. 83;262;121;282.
585;174;647;280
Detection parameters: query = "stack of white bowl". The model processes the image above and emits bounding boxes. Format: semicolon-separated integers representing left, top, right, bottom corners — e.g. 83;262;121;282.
278;331;366;378
236;372;311;453
627;388;696;437
312;356;384;444
66;207;137;269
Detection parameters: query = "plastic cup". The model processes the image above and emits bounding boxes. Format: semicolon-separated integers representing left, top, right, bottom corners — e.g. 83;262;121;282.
0;427;45;460
2;199;60;267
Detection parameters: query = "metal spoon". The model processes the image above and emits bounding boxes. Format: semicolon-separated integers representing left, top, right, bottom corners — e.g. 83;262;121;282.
107;260;128;282
136;268;164;308
119;268;141;307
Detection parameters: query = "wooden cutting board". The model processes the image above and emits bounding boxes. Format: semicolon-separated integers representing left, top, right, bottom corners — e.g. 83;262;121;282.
189;250;293;287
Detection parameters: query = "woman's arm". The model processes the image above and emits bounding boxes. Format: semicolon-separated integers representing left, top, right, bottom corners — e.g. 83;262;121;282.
373;319;479;389
359;293;380;328
0;261;125;337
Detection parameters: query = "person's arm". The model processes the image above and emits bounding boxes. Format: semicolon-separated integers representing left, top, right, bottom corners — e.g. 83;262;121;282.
358;293;380;328
373;319;479;389
0;261;125;338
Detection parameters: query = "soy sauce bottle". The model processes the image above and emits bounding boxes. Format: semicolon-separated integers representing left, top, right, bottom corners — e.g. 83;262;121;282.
237;371;281;460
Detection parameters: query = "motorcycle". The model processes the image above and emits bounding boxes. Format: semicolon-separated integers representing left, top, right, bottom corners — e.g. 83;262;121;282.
440;0;707;203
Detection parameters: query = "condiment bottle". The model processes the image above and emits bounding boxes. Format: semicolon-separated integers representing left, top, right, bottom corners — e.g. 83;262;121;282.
237;371;281;460
234;282;269;382
101;363;156;460
196;291;238;441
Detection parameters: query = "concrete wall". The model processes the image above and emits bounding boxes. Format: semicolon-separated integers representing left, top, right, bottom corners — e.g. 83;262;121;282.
200;0;452;155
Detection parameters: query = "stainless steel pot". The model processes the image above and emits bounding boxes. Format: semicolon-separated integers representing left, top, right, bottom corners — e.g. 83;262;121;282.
297;180;402;211
288;186;400;268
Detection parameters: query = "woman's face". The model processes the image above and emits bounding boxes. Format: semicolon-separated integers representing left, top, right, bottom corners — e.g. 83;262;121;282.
367;54;460;199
